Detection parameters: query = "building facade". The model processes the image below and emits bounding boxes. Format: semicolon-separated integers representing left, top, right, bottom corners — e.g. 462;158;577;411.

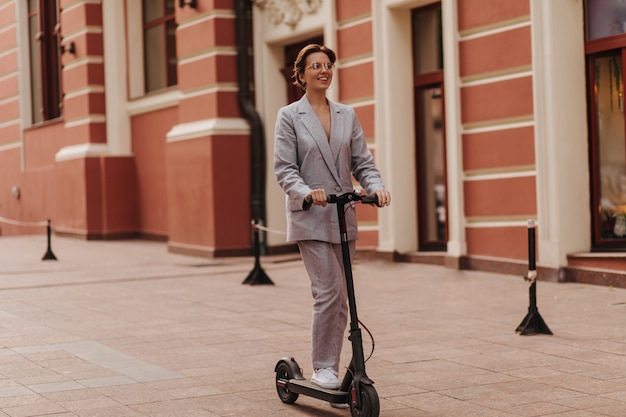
0;0;624;284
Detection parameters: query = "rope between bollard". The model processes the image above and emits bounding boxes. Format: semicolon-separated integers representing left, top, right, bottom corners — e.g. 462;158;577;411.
252;223;287;236
0;217;48;227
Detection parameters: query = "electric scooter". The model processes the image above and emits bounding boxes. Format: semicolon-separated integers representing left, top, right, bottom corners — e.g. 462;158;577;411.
275;191;380;417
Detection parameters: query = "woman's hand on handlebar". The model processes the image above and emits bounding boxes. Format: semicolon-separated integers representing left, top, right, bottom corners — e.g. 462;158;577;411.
373;189;391;208
307;189;328;207
303;188;389;210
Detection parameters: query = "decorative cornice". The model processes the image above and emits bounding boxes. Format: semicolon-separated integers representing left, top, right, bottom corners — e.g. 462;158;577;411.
254;0;322;29
166;118;251;143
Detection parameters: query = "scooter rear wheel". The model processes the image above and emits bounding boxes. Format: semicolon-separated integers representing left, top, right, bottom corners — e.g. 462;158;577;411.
350;384;380;417
275;362;299;404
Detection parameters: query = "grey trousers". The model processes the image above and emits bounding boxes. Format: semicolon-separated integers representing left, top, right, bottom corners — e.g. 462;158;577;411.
297;240;355;372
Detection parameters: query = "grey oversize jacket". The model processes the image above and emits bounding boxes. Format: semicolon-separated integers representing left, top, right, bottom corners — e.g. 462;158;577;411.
274;95;385;244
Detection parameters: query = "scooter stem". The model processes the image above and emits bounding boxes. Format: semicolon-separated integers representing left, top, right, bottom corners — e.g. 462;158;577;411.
333;193;374;406
332;193;361;334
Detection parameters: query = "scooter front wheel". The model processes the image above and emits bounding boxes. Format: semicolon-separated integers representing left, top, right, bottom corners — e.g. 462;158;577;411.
350;384;380;417
275;362;299;404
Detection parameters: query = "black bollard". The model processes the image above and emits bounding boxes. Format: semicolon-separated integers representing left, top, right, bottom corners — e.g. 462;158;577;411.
242;220;273;285
516;220;551;335
41;219;58;261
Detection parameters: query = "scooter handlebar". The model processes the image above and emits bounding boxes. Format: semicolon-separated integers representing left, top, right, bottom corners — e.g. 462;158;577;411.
302;192;379;211
360;194;379;205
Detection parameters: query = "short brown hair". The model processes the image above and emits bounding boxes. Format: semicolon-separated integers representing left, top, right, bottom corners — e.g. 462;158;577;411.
292;44;336;90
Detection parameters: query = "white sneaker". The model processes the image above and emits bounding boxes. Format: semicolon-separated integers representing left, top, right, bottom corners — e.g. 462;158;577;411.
330;402;350;409
311;368;341;389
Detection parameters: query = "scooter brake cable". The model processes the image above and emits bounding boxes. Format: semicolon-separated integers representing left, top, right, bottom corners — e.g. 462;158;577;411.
358;319;375;362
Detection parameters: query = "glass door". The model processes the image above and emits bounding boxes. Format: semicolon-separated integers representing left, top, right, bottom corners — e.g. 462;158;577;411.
412;4;447;250
585;0;626;249
588;51;626;246
416;83;447;248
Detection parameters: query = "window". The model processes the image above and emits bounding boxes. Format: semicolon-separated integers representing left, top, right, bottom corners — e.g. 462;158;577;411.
143;0;177;93
585;0;626;41
585;1;626;248
412;4;447;251
28;0;62;123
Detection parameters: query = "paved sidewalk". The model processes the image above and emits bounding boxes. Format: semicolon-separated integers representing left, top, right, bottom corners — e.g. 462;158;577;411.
0;236;626;416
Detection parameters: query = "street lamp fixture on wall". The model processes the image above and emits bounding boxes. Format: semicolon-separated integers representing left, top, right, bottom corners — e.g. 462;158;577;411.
179;0;197;8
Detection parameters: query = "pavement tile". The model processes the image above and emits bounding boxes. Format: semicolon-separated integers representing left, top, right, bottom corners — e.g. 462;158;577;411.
28;414;77;417
150;412;218;417
536;373;626;395
77;376;135;388
75;406;145;417
391;391;498;415
0;388;33;399
62;396;123;412
97;384;173;406
28;381;85;394
2;400;68;417
553;393;623;409
505;401;574;416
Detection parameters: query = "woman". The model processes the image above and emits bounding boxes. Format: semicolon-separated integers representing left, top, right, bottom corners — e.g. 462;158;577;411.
274;44;391;393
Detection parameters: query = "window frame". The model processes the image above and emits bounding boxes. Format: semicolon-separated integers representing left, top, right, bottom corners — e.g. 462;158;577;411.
586;50;626;249
412;3;448;251
28;0;62;124
142;0;178;94
584;2;626;249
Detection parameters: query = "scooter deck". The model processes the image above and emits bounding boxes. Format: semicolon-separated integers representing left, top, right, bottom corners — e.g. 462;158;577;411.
285;378;349;404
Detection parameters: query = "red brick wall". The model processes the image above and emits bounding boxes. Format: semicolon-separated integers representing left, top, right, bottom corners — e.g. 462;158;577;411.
166;0;251;255
60;2;106;146
131;108;178;238
457;0;536;261
458;0;530;32
335;0;378;248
